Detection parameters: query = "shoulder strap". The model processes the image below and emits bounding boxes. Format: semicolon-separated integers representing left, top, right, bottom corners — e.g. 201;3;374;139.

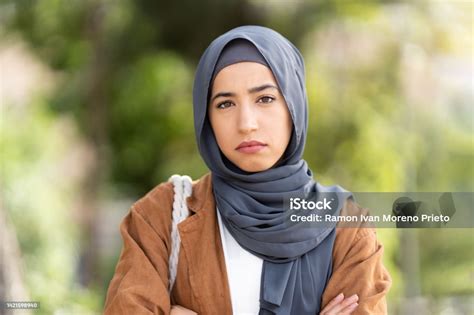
167;175;193;293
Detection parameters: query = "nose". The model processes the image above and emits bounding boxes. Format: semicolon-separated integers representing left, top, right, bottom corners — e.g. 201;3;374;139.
237;102;258;134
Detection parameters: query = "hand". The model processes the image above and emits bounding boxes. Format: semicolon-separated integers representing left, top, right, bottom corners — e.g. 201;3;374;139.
320;293;359;315
170;305;198;315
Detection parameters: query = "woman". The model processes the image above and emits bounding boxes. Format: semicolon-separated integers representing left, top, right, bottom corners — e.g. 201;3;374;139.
104;25;391;315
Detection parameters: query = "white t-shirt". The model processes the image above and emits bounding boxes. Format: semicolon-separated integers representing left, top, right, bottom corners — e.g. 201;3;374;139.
217;208;263;315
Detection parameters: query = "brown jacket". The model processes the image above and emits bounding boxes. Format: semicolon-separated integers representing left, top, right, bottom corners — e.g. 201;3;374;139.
104;173;391;315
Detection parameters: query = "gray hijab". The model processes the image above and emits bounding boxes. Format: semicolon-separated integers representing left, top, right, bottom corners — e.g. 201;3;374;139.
193;25;351;315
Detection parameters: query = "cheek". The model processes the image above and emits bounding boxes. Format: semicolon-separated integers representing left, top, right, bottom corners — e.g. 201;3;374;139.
266;108;292;149
275;125;292;153
209;114;234;150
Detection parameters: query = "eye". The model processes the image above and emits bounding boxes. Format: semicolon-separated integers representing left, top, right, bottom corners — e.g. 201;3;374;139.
216;100;233;109
258;96;275;104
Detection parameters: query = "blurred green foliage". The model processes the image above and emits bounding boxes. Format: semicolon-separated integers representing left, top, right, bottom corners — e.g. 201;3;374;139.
1;0;472;314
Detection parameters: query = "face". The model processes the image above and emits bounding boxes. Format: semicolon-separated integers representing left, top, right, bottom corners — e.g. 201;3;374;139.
208;62;293;172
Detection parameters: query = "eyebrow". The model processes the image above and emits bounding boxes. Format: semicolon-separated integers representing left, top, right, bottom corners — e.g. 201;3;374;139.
210;84;279;103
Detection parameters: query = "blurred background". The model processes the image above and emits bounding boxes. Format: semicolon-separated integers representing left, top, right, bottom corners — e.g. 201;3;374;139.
0;0;472;314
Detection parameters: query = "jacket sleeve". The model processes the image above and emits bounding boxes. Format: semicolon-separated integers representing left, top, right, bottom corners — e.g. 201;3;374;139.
104;183;174;315
321;201;392;314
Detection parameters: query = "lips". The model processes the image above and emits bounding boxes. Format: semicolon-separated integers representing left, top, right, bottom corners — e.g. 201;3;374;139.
236;140;267;153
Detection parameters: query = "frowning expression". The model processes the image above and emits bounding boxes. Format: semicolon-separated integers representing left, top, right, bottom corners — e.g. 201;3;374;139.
208;62;292;172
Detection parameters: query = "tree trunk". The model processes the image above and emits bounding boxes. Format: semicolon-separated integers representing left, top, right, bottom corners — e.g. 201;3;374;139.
76;2;109;288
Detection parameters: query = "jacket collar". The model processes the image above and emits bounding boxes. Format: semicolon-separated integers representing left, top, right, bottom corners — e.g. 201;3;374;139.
177;172;233;313
186;172;214;214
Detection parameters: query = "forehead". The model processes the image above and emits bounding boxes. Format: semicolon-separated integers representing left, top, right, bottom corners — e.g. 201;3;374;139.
211;62;277;91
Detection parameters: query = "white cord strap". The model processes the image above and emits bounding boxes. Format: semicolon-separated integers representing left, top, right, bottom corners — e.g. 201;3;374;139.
168;174;193;293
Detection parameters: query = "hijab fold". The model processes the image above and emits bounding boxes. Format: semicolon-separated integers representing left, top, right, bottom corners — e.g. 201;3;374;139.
193;25;351;315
